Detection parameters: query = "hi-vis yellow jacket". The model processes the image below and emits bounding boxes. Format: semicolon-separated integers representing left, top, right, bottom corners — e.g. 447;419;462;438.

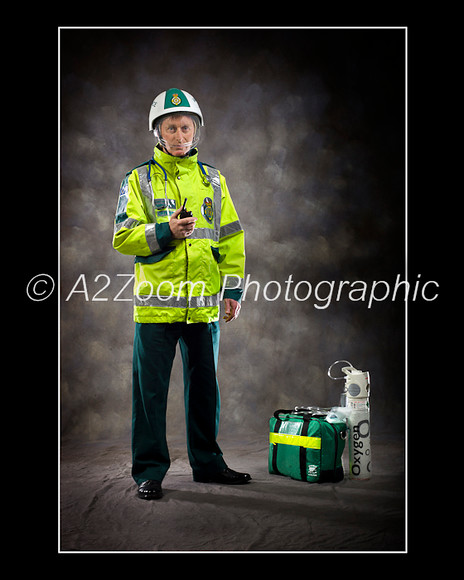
113;146;245;324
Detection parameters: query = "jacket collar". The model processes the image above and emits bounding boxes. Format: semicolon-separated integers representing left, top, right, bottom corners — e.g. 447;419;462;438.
153;144;198;173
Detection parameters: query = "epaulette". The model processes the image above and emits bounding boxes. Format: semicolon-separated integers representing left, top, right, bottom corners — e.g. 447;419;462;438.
125;160;150;177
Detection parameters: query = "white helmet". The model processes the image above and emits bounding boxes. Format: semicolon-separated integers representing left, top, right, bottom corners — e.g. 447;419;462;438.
148;88;204;130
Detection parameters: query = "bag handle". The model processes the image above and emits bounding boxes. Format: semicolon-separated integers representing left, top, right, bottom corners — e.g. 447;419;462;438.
294;406;329;416
273;407;329;420
273;409;295;419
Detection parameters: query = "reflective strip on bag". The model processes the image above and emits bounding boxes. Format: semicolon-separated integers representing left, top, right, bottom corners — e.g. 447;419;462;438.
269;432;321;449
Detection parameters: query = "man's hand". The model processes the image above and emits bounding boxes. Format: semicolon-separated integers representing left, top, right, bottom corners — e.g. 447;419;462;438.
169;208;197;239
223;298;241;323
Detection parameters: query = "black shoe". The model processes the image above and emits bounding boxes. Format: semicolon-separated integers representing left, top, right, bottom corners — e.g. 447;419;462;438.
137;480;163;500
194;467;251;485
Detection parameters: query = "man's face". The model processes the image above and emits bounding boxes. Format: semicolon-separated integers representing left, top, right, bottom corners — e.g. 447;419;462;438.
160;115;196;157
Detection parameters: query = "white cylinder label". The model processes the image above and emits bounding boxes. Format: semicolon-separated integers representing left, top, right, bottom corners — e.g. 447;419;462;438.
348;408;371;480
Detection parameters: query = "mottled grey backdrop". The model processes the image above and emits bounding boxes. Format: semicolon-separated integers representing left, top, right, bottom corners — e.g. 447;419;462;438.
60;28;405;443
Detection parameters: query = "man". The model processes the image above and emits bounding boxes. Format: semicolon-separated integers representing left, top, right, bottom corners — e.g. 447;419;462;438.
113;88;250;500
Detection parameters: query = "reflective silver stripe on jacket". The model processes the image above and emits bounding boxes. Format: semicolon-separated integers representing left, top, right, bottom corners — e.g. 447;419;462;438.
189;227;218;241
206;167;222;238
137;167;156;222
114;217;139;234
205;168;243;240
144;223;160;254
222;274;245;290
134;293;220;308
220;220;243;239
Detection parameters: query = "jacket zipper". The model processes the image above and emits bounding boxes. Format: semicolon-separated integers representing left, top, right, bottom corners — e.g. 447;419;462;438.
184;238;190;321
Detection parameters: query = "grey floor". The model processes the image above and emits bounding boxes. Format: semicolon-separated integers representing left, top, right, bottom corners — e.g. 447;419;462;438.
60;435;405;552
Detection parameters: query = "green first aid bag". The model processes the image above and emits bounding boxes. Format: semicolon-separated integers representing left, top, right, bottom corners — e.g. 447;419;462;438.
269;409;347;483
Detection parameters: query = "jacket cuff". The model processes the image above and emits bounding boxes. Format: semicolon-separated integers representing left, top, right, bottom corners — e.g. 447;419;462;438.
223;288;243;303
155;222;173;249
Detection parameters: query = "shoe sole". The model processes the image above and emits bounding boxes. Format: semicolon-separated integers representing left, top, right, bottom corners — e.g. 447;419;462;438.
137;491;163;500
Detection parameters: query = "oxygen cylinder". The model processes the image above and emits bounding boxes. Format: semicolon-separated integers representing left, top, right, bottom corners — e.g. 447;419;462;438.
328;360;372;480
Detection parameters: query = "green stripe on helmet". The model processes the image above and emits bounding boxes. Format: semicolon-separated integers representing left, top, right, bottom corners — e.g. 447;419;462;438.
164;88;190;110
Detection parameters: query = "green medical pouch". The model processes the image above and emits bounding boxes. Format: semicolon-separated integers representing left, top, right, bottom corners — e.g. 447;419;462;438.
269;409;347;483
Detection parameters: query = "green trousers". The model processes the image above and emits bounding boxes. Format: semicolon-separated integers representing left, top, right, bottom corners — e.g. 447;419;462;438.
132;321;227;484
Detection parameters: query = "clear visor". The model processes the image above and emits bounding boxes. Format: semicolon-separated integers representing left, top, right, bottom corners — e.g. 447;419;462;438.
153;113;202;154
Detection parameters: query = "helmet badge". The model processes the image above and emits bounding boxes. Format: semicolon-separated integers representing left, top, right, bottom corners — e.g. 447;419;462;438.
171;93;182;106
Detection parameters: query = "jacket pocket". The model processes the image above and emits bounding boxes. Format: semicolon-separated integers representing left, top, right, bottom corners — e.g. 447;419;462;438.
211;246;224;263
